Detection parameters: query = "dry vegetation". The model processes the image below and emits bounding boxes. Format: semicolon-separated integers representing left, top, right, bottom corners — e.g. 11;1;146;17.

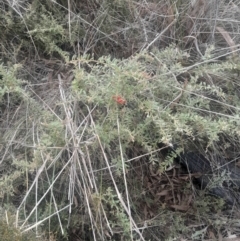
1;0;240;240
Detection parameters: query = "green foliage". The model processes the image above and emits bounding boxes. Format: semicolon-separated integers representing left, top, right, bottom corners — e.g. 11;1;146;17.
0;62;66;237
2;42;240;240
0;64;24;100
71;46;240;170
0;209;47;241
102;187;131;238
26;1;69;60
0;220;28;241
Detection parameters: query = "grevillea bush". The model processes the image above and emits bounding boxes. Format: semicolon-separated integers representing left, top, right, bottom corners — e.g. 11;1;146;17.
2;0;240;240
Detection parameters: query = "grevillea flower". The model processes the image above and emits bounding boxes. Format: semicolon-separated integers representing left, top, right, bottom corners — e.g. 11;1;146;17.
112;95;127;105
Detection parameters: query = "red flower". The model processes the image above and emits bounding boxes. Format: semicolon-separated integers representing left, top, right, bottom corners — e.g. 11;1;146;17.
112;95;127;105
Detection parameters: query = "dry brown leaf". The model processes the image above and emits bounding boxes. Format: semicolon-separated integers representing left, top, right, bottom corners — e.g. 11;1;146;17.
144;205;148;219
171;204;189;211
179;175;190;181
156;190;169;197
172;178;185;183
167;3;174;25
165;195;174;201
149;210;155;217
187;194;193;205
208;230;216;239
177;193;181;203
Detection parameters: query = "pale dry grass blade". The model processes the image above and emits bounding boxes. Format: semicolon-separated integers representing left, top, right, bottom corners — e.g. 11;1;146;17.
216;26;237;55
116;116;132;239
87;109;145;241
22;205;71;233
20;154;74;229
